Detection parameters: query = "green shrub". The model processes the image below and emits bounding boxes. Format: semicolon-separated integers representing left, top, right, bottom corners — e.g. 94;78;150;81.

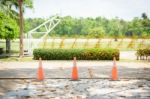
33;48;120;60
137;48;150;57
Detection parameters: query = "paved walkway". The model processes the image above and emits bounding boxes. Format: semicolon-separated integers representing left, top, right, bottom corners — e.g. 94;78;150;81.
0;61;150;98
0;61;149;79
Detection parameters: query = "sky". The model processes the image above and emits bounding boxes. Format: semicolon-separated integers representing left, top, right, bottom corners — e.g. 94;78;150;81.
24;0;150;20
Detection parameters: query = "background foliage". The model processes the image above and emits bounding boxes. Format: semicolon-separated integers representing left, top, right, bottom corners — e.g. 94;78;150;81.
25;13;150;38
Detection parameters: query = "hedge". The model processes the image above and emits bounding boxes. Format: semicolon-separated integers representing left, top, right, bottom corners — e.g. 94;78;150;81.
136;48;150;60
33;48;120;60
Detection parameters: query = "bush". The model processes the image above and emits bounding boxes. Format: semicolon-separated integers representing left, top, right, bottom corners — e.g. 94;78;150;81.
136;48;150;58
33;48;120;60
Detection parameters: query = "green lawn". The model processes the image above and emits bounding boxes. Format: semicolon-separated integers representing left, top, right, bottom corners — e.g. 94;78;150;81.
39;39;149;51
0;39;150;53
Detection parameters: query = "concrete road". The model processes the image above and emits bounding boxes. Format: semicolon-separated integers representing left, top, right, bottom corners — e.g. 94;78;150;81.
0;61;150;99
0;61;149;79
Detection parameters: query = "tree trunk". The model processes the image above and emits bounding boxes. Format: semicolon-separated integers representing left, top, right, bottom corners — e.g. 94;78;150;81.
6;39;11;53
19;0;24;57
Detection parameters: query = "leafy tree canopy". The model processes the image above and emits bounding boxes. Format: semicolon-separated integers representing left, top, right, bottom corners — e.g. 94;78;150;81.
0;0;33;19
24;14;150;39
0;11;19;39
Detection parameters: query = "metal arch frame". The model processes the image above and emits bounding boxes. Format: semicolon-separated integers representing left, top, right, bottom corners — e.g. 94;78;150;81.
27;15;61;55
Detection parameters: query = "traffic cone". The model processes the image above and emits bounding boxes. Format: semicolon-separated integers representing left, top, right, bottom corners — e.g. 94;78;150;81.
37;58;44;81
111;57;118;80
71;57;79;81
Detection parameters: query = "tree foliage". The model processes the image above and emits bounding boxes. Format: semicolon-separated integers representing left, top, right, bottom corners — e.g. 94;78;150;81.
0;11;19;39
24;13;150;38
0;0;33;19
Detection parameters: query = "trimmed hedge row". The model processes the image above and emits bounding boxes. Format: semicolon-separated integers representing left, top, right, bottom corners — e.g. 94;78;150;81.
33;48;119;60
136;48;150;60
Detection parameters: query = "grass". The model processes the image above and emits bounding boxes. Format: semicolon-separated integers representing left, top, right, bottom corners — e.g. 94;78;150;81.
0;38;150;54
39;39;149;51
0;56;33;62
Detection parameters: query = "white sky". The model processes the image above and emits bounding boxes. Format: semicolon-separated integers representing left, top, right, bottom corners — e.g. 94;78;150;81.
24;0;150;20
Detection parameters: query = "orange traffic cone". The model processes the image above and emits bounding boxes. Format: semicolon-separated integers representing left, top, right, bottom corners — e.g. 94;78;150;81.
37;58;44;81
111;57;118;80
71;57;79;80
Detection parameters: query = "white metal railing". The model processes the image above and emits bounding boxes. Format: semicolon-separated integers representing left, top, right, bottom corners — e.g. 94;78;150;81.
26;15;61;55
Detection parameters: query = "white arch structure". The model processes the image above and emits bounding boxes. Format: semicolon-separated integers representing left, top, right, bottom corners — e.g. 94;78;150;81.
27;15;61;55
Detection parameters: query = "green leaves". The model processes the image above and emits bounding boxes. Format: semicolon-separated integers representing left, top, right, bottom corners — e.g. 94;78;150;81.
0;0;33;20
23;0;33;8
88;27;105;38
0;11;19;39
33;48;120;60
25;15;150;38
137;48;150;57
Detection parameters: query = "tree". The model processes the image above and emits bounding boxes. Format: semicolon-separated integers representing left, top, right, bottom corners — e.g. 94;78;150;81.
141;13;150;38
88;27;105;38
142;13;148;20
0;0;33;20
0;0;33;56
109;18;120;41
0;12;19;53
128;17;142;38
24;15;150;39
